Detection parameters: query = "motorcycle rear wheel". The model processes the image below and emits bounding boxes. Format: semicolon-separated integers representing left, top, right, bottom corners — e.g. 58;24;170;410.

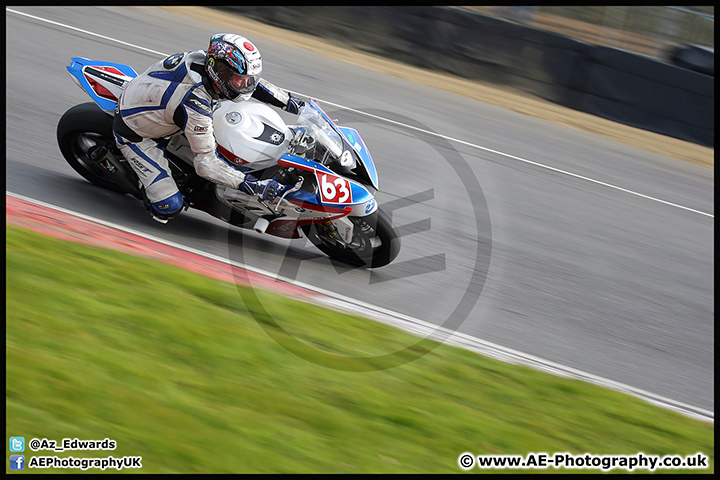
301;209;401;268
56;102;127;193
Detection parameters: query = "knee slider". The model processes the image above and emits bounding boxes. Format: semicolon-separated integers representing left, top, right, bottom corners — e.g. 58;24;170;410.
151;192;185;219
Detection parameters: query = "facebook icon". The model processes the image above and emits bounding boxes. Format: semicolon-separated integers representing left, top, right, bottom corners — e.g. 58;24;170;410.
10;454;25;470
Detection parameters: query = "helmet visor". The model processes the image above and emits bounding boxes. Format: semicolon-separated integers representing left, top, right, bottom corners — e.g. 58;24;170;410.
216;61;258;95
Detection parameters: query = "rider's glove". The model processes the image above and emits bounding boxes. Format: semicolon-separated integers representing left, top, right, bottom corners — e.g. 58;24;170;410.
240;178;285;201
285;93;305;115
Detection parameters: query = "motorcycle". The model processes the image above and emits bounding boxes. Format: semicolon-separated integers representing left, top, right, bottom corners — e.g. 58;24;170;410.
56;57;401;268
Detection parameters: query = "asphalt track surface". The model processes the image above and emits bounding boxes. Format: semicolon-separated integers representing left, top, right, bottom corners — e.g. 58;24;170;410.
5;7;714;416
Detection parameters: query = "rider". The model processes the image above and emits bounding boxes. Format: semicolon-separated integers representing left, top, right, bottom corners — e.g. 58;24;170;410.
113;33;305;223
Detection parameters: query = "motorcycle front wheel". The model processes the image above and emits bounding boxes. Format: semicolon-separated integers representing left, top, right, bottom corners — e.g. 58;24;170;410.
301;209;401;268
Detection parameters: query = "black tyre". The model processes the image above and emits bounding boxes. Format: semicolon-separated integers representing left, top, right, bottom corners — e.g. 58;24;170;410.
302;208;401;268
56;102;126;193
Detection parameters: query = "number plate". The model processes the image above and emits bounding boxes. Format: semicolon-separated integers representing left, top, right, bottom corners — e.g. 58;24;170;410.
316;171;353;204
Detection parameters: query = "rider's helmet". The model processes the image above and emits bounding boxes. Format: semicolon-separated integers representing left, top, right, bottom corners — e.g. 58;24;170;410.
205;33;262;103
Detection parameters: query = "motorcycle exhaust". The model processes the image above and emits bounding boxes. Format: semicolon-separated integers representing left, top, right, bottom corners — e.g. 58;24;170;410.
89;145;142;198
253;217;270;234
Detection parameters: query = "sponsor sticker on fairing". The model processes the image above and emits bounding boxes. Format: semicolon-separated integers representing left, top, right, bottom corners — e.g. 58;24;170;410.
316;171;353;204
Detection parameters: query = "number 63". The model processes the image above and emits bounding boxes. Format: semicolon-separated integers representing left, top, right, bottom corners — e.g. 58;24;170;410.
320;173;351;203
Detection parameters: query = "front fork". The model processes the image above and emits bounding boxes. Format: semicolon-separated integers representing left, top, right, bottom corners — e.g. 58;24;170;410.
316;216;355;247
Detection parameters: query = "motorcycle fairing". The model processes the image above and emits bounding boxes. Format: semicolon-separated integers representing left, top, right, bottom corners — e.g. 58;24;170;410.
337;126;379;190
265;210;351;239
278;154;377;216
66;57;138;112
305;99;379;190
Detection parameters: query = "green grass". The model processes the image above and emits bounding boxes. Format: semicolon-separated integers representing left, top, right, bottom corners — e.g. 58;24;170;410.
6;225;713;473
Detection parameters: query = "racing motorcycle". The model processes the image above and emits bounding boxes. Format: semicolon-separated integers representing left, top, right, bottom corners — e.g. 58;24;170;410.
56;57;401;268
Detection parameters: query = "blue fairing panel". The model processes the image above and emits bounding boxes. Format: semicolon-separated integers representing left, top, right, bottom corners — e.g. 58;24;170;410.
338;126;379;190
66;57;138;112
349;181;373;205
278;153;335;176
279;153;375;214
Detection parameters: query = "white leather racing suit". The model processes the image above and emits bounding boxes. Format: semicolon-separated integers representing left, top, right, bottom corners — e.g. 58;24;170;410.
113;49;294;217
